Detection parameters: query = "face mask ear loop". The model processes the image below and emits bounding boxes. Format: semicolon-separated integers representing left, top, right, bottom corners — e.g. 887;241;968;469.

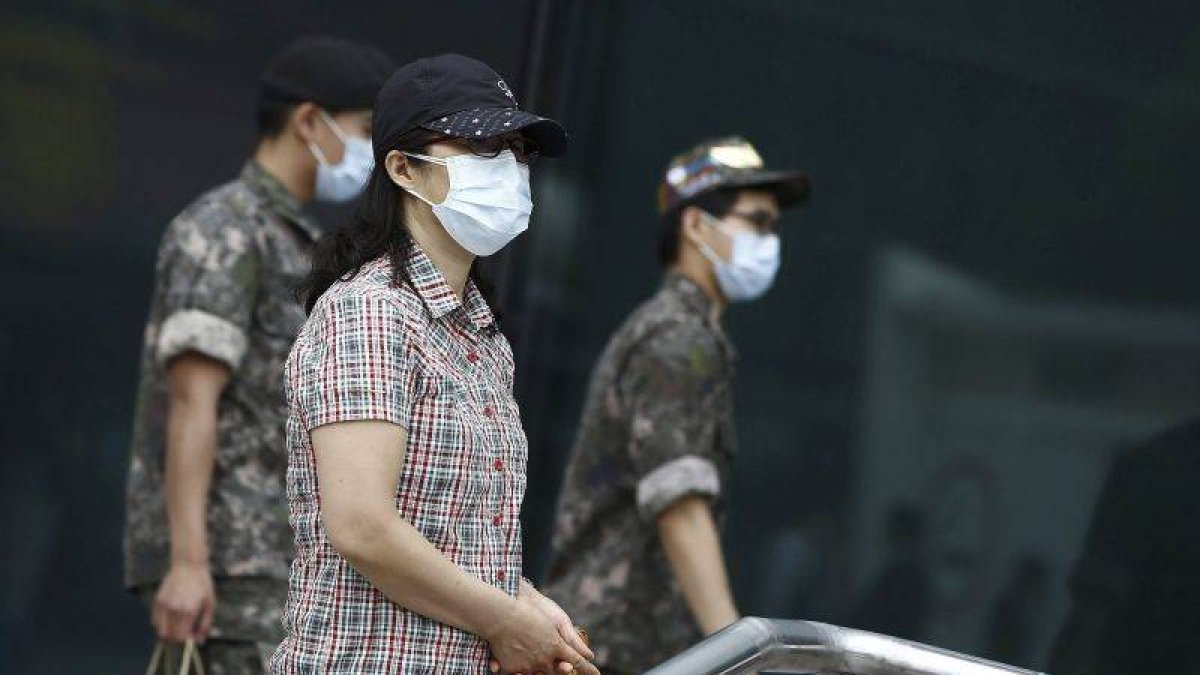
401;185;438;208
318;109;350;145
310;109;354;168
307;141;332;168
697;241;725;267
397;152;448;207
699;210;739;241
696;210;734;264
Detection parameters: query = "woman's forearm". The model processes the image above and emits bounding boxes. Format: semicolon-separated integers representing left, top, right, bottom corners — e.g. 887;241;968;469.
330;508;516;640
313;420;518;643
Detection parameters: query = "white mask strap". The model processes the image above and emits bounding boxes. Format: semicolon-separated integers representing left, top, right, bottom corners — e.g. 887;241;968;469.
318;109;350;144
307;141;331;166
699;210;737;240
401;185;438;208
697;241;725;267
696;210;734;264
397;152;448;207
310;110;356;167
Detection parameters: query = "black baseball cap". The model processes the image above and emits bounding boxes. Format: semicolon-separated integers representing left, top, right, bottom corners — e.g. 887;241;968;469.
260;36;395;111
373;53;567;158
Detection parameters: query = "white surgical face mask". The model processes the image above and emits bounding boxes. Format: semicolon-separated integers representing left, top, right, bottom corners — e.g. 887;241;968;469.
400;149;532;257
697;211;781;302
308;110;373;203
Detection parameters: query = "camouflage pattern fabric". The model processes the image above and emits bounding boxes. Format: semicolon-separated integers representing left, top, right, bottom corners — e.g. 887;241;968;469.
201;641;272;675
124;162;319;632
545;273;738;673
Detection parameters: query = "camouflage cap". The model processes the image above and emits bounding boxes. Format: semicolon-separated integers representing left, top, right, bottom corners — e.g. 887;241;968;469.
656;136;811;215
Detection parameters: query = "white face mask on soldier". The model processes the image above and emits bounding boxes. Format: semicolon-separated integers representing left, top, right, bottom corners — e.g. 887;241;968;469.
697;211;781;302
399;149;533;257
307;110;374;203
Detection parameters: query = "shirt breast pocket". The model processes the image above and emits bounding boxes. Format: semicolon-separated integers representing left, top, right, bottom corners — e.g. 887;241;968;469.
402;372;482;543
254;271;306;339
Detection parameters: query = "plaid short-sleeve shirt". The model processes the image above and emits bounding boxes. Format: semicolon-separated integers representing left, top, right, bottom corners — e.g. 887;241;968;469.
270;246;527;675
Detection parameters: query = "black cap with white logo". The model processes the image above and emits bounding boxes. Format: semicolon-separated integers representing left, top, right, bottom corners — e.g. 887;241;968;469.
373;53;568;158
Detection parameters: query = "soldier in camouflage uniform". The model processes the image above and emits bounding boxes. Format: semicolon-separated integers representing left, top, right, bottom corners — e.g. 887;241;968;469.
123;37;393;675
545;138;811;674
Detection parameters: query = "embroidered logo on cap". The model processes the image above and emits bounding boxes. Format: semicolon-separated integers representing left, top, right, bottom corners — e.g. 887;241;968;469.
657;137;780;214
497;79;516;104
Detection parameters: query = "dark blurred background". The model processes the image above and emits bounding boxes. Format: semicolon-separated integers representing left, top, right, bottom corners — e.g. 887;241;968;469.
4;1;1200;673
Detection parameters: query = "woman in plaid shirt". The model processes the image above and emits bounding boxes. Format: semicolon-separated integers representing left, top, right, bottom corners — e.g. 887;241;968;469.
270;55;596;675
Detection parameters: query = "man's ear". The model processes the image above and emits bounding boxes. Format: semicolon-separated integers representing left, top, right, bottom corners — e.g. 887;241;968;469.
385;150;415;189
289;102;322;143
679;206;708;248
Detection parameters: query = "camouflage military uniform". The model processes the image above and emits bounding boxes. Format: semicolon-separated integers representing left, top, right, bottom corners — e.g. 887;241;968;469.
545;273;738;674
124;161;319;673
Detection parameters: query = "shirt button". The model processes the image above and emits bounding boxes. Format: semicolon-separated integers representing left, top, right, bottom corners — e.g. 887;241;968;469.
492;514;502;526
483;406;496;418
467;352;480;364
494;458;504;471
496;570;507;582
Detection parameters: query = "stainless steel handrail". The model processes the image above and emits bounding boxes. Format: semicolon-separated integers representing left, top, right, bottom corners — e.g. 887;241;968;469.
643;617;1049;675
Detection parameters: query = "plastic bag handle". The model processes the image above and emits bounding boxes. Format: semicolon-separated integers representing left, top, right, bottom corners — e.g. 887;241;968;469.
145;640;206;675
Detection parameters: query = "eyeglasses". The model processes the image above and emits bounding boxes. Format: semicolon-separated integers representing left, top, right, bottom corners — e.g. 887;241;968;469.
432;133;541;165
725;209;780;231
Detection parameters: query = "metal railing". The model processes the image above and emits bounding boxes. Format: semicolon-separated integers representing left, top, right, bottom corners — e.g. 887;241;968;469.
644;618;1049;675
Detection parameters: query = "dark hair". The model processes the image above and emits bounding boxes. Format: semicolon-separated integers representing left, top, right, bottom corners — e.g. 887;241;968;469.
656;188;740;267
298;129;498;315
256;96;298;139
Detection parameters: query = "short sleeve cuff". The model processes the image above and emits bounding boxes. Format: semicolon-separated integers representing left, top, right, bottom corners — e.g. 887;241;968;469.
156;309;248;370
636;455;721;521
303;387;412;432
293;292;416;433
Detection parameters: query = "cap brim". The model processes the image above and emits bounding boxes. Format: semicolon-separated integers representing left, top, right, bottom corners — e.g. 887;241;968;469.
423;108;568;157
724;169;812;208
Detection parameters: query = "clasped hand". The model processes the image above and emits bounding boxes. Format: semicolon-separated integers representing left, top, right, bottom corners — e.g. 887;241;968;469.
486;582;598;675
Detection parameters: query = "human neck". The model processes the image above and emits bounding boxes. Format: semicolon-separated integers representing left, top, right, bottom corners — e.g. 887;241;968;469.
403;202;474;297
253;136;315;203
670;257;727;320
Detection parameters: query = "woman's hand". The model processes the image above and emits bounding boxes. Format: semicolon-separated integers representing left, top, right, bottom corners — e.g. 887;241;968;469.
485;596;598;675
518;580;594;662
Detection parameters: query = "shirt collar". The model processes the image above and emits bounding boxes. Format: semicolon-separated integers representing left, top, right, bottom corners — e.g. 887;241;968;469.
663;272;737;357
405;243;496;331
663;272;717;319
240;161;323;241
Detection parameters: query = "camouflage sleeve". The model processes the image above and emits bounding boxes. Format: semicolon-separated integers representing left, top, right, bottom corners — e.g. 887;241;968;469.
620;320;725;521
154;199;260;371
294;291;416;431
